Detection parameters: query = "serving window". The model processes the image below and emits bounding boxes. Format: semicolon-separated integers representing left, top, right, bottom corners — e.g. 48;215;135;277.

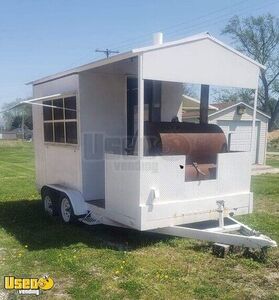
43;96;77;144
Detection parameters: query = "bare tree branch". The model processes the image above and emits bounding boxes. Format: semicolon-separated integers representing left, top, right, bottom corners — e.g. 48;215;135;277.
222;14;279;130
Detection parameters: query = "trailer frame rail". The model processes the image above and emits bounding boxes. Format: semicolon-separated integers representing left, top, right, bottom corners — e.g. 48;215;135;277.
151;216;277;249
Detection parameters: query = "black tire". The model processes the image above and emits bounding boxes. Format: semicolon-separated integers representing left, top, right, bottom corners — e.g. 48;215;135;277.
41;187;59;217
59;194;76;223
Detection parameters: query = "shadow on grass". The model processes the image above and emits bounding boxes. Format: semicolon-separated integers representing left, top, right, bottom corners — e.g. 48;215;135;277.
0;199;174;251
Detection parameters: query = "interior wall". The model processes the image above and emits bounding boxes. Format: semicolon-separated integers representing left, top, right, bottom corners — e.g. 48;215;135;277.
79;71;126;200
161;81;184;121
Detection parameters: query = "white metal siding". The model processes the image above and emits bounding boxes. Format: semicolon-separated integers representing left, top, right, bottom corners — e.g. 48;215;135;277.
105;152;252;230
142;38;260;89
32;75;82;191
258;120;268;164
217;120;259;164
209;105;269;165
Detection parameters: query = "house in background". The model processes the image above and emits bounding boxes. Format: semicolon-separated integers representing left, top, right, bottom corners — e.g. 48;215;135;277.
0;126;33;141
183;99;270;165
182;94;218;122
0;131;17;140
11;126;33;140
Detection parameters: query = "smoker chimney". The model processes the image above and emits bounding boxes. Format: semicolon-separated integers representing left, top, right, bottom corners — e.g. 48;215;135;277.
153;32;163;45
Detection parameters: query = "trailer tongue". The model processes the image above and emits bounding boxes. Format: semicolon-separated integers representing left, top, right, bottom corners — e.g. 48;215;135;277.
151;200;277;249
151;217;277;250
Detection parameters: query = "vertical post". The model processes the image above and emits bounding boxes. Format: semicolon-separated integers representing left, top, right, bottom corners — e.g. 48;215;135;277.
21;110;25;140
228;133;232;152
138;55;144;157
250;88;258;159
200;84;209;124
217;200;225;228
151;81;161;122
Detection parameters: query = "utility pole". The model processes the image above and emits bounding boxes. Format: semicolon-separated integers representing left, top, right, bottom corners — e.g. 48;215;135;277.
21;110;25;140
95;48;119;58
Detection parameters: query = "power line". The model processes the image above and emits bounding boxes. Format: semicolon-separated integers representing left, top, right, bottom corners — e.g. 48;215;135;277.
47;0;278;71
105;0;277;53
65;1;253;65
166;0;278;41
105;0;249;51
87;0;249;60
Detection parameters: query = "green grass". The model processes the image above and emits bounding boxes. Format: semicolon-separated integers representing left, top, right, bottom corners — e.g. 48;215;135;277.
0;140;278;299
267;154;279;168
267;138;279;152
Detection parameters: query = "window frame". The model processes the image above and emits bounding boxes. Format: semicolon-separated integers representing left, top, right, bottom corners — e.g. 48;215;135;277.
42;93;79;146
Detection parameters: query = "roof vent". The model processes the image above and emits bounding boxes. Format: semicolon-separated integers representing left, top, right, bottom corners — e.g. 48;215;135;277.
153;32;163;45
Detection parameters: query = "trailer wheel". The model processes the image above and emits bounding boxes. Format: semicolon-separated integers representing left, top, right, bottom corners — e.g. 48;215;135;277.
42;188;59;217
60;195;75;223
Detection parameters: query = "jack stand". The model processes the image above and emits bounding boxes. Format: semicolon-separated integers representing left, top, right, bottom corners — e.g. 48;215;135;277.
216;200;225;228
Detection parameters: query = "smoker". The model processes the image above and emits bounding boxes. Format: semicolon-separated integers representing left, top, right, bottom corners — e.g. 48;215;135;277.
128;121;228;181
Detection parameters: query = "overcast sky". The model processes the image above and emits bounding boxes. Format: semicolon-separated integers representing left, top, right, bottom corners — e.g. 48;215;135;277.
0;0;278;107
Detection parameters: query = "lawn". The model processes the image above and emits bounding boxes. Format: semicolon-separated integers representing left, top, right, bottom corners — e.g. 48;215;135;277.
0;141;278;300
267;154;279;168
267;137;279;152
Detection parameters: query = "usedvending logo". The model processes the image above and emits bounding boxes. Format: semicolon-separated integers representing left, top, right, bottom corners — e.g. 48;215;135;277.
4;275;54;295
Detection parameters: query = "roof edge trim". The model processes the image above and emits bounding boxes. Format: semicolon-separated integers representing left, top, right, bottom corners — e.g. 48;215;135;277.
209;101;270;119
26;51;135;85
133;33;265;70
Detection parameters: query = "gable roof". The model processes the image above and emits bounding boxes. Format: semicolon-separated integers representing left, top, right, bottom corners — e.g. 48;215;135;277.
27;32;265;86
211;102;236;111
182;94;218;111
182;101;270;120
133;32;265;69
183;110;213;119
209;101;270;119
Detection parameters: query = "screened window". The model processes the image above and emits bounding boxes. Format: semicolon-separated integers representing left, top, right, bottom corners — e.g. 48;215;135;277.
43;96;77;144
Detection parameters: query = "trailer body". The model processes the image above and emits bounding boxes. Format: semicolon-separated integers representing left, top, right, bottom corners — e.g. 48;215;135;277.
30;33;277;249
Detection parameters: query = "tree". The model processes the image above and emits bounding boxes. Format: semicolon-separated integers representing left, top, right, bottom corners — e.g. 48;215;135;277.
1;99;33;131
222;14;279;131
212;87;254;105
183;83;199;99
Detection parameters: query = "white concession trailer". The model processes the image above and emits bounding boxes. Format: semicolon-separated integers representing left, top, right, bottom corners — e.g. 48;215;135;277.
29;33;276;250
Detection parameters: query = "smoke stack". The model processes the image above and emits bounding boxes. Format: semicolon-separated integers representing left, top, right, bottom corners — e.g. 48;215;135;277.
153;32;163;45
